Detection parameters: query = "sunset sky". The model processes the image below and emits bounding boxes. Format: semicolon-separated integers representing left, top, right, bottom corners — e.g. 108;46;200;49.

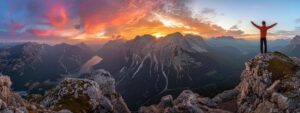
0;0;300;43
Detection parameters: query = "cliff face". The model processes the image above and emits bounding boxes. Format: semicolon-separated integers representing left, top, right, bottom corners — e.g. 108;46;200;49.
140;52;300;113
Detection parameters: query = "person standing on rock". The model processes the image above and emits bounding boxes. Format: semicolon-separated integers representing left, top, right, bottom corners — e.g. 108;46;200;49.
251;21;277;54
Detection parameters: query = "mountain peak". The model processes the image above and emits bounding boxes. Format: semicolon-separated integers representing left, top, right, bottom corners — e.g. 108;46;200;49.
165;32;184;38
291;35;300;45
134;34;155;41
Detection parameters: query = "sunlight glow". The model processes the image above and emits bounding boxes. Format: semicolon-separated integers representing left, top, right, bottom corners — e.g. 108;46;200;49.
152;32;167;38
153;13;190;29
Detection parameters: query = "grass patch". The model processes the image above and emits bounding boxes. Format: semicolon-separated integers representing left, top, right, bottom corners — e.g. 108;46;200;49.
268;58;297;82
273;51;289;58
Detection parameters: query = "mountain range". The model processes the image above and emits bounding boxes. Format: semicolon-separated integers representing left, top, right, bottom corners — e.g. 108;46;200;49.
0;42;94;93
0;33;299;112
94;33;250;110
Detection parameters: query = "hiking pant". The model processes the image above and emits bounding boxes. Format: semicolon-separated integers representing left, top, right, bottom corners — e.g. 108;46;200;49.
260;37;267;54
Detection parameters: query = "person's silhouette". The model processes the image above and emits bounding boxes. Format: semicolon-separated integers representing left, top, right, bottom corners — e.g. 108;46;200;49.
251;21;277;54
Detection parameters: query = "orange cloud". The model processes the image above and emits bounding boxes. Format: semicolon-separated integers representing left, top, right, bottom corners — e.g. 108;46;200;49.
79;0;161;34
29;29;53;37
6;0;248;42
75;0;244;40
47;3;68;27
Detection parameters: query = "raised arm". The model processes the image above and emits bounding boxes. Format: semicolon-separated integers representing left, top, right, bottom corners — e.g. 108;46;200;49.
267;23;277;29
251;21;260;29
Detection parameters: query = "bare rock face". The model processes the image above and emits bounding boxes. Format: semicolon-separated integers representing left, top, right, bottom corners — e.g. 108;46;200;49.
139;90;231;113
238;52;300;113
41;70;130;113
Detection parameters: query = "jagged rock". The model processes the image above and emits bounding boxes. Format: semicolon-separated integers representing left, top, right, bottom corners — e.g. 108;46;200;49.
139;90;231;113
82;69;130;113
84;69;116;95
212;86;239;104
238;52;300;113
159;95;174;108
41;78;102;113
42;70;130;113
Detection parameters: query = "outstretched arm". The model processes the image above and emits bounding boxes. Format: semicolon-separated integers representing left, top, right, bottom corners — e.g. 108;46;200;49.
251;21;260;29
267;23;277;29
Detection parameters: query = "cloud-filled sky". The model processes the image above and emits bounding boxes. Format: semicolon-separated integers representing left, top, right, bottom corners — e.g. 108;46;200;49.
0;0;300;43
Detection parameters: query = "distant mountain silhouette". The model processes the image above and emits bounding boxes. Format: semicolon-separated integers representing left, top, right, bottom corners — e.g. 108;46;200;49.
0;42;94;93
280;35;300;57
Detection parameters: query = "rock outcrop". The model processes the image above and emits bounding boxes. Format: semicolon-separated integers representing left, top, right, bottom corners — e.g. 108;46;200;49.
238;52;300;113
139;90;231;113
41;69;130;113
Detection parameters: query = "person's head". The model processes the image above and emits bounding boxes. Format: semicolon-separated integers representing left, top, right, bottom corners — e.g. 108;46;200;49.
262;21;266;26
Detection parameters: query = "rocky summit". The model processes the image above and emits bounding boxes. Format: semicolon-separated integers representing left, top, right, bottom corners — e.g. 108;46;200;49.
238;52;300;113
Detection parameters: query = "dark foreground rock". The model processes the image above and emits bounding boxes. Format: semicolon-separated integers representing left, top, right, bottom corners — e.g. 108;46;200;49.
139;90;231;113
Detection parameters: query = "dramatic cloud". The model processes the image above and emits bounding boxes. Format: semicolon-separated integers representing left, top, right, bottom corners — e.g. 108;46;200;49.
0;0;262;42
